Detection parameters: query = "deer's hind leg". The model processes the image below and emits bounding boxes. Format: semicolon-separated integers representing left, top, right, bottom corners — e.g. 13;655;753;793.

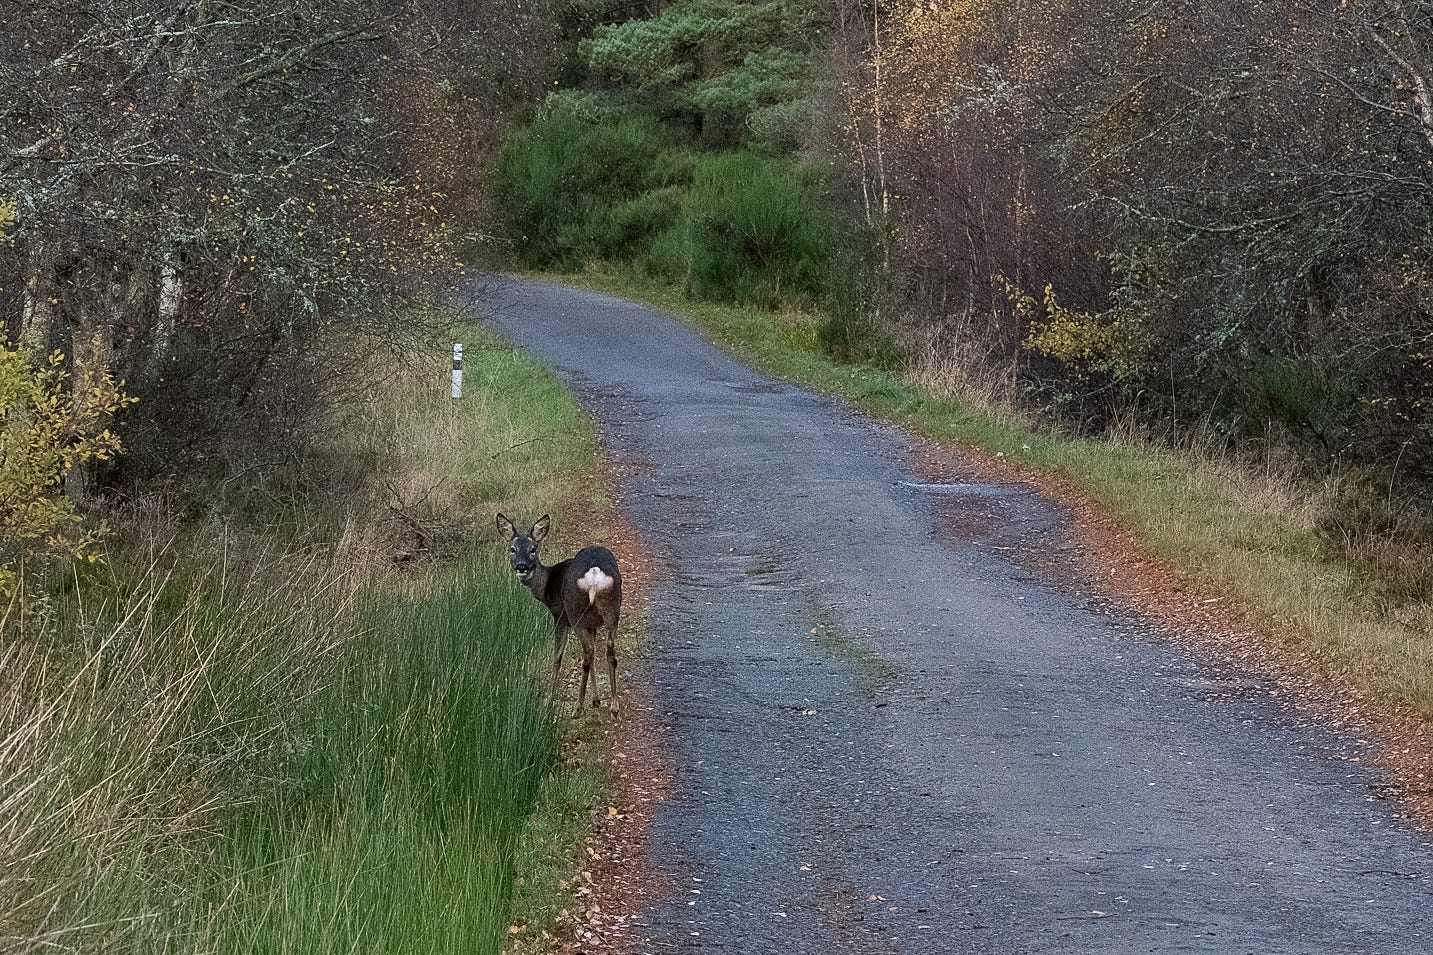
602;605;620;713
575;622;596;715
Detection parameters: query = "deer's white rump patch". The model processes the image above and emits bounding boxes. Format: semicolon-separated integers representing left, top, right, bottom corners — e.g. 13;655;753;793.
576;566;614;605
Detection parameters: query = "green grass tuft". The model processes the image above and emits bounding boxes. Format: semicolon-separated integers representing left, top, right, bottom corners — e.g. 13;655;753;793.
211;568;555;955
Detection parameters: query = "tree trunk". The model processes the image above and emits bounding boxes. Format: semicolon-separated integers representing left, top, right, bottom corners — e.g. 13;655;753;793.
151;249;181;372
19;242;56;355
65;273;122;503
65;323;112;502
870;0;891;271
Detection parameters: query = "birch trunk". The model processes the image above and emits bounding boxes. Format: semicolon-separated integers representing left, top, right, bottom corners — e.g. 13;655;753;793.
19;242;55;354
151;250;181;370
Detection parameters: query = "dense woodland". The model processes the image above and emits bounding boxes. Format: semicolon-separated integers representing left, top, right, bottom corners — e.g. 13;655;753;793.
843;0;1433;488
0;0;551;443
498;0;1433;518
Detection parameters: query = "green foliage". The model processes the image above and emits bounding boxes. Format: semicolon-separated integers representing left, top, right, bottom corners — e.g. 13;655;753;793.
743;96;809;154
496;110;842;311
542;87;648;125
686;47;807;113
494;108;673;268
667;151;837;307
581;0;791;82
606;186;686;260
497;0;868;321
577;0;816;148
685;47;810;151
1243;353;1357;452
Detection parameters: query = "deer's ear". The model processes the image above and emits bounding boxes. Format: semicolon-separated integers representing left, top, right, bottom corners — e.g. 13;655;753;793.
531;514;551;542
495;513;517;541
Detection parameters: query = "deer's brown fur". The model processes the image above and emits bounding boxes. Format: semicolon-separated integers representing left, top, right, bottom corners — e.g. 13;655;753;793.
496;513;623;714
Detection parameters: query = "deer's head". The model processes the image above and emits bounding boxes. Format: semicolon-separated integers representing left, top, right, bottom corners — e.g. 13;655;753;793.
496;513;549;582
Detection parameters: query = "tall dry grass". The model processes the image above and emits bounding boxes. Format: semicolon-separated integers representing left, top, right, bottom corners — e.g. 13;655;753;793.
904;319;1021;414
1;551;364;951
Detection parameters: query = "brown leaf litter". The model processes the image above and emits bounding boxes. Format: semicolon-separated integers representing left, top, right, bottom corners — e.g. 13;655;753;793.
517;458;675;955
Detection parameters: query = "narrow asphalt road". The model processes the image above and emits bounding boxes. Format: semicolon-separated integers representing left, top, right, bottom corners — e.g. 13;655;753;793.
484;278;1433;955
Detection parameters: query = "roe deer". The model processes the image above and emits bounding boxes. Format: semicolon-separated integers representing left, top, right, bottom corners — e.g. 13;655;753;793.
496;513;622;714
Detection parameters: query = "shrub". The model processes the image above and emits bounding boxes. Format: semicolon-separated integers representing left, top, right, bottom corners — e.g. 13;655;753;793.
815;310;903;369
814;243;901;368
0;342;135;617
645;146;700;188
1014;281;1143;381
1244;353;1358;454
601;187;685;261
496;112;841;312
494;107;673;268
662;151;837;308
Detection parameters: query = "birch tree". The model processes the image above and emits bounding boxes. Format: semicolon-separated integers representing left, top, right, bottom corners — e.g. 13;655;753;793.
0;0;536;486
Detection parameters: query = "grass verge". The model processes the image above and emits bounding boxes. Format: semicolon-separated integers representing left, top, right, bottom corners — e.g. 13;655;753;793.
544;269;1433;721
2;320;615;952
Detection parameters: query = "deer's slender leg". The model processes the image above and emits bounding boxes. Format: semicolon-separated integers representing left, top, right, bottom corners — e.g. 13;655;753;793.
604;611;620;713
576;626;595;714
551;618;571;702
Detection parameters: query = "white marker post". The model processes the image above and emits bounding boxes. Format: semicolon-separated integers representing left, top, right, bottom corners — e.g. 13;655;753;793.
451;343;463;399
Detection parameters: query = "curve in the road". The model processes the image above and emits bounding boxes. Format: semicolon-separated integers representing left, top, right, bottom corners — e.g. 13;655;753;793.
485;277;1433;955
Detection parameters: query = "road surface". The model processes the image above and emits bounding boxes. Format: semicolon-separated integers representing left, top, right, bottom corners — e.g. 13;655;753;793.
485;277;1433;955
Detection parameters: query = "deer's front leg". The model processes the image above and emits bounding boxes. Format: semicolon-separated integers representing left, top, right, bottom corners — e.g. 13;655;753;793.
551;618;571;702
